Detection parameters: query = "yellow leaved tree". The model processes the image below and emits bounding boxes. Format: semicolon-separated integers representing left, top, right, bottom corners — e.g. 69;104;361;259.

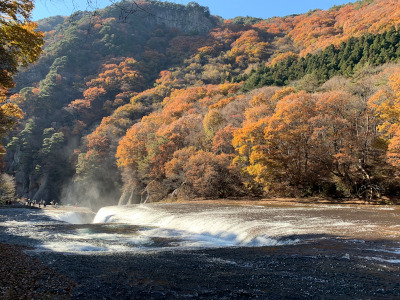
368;73;400;168
0;0;43;152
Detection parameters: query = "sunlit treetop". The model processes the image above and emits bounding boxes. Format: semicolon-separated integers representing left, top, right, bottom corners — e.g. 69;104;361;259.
0;0;34;23
0;0;43;99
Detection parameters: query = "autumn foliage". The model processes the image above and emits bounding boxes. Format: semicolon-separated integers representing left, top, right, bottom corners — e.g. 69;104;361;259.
7;0;400;205
116;83;244;198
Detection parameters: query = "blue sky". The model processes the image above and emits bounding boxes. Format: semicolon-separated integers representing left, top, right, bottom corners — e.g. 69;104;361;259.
32;0;349;21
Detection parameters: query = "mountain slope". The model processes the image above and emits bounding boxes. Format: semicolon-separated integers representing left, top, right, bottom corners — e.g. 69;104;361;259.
6;1;218;204
6;0;400;207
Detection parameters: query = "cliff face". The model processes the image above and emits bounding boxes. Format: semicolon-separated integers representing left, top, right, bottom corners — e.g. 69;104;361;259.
143;3;218;35
101;1;219;35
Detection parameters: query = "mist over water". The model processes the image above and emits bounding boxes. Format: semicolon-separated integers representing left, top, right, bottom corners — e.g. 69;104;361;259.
60;179;121;211
47;210;96;224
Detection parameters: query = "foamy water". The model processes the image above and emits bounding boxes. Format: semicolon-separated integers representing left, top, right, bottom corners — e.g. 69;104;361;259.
92;204;353;247
1;203;400;262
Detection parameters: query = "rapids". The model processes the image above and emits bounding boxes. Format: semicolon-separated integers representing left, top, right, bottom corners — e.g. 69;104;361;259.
1;202;400;262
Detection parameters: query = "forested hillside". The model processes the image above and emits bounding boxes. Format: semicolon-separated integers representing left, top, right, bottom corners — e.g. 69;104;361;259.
5;0;400;208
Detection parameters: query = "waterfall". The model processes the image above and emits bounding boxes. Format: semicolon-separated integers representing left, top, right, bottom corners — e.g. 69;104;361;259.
93;204;300;247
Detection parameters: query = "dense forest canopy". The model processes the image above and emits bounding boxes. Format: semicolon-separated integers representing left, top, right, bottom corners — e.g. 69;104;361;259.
3;0;400;208
0;0;44;203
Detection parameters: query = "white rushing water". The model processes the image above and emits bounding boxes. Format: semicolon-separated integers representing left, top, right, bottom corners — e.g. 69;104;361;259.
92;204;354;247
93;205;300;248
1;203;400;258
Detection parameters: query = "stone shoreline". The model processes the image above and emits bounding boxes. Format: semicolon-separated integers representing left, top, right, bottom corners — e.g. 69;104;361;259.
0;243;74;299
1;238;399;299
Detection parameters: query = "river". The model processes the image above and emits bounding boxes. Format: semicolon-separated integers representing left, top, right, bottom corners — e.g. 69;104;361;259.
1;202;400;298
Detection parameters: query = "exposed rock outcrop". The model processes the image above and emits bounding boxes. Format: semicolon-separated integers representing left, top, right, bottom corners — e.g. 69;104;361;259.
141;180;169;204
168;182;193;201
143;3;217;35
118;188;141;205
31;173;49;200
103;1;219;35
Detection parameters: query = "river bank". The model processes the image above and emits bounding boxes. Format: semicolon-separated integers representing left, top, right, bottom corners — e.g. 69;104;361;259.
0;243;74;299
173;196;400;206
1;195;399;213
1;238;400;299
